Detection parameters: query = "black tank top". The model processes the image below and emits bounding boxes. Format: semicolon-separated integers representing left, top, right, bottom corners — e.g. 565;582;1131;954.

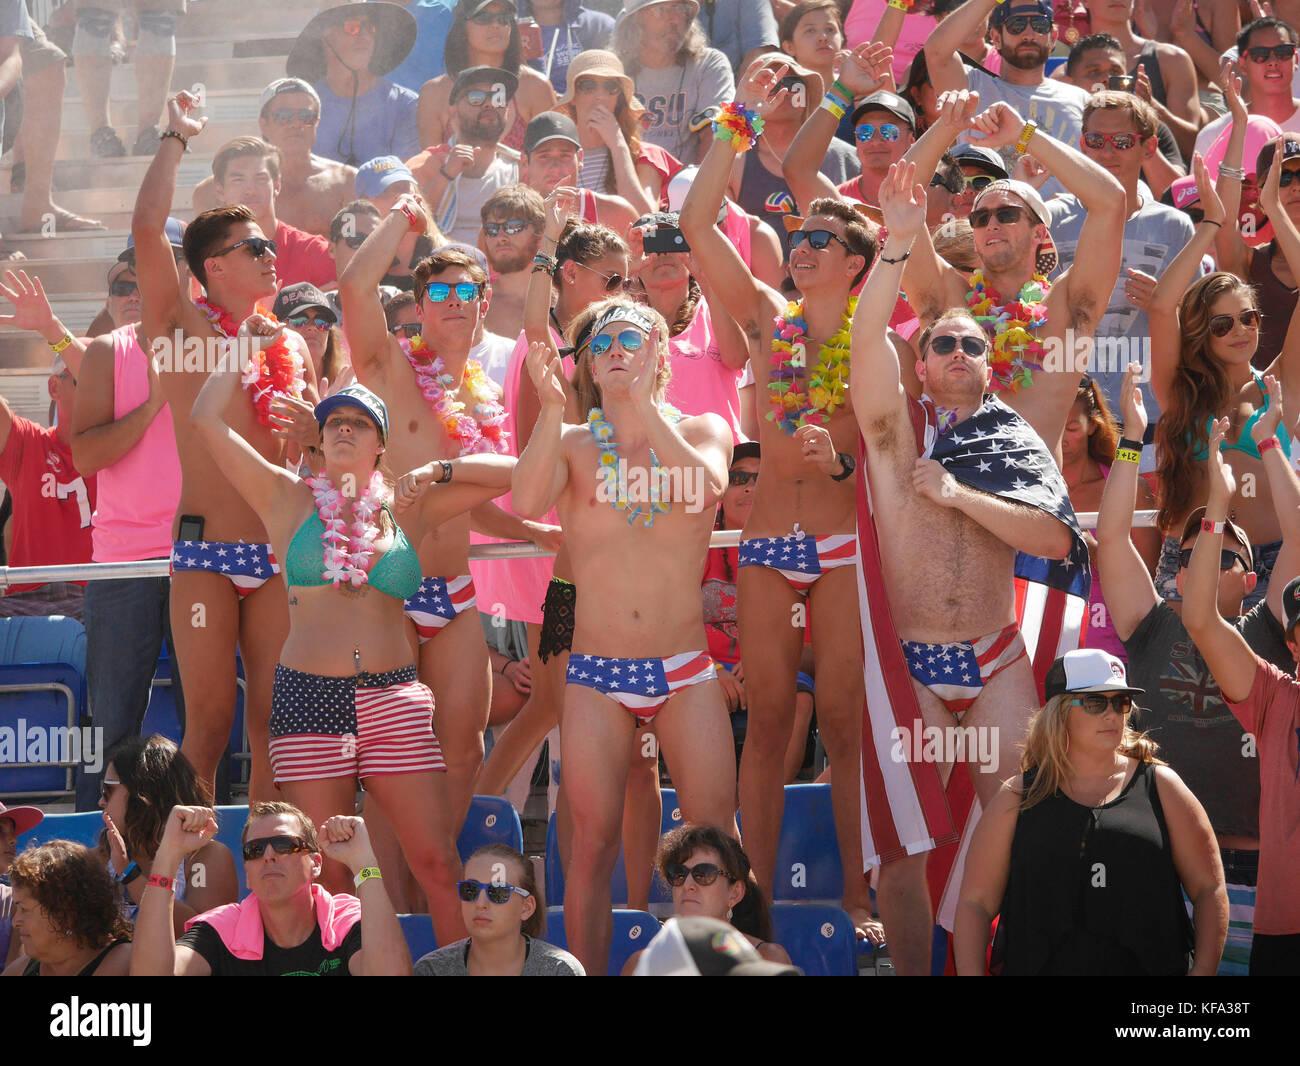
737;153;798;260
1249;243;1298;371
1131;41;1168;110
994;760;1194;976
22;937;128;977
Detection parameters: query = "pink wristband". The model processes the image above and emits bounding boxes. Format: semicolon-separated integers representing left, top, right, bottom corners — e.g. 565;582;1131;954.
145;873;175;892
1259;436;1281;454
1201;519;1226;535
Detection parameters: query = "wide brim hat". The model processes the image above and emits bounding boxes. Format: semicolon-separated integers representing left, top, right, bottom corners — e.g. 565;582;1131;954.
616;0;701;28
286;2;416;84
556;50;644;121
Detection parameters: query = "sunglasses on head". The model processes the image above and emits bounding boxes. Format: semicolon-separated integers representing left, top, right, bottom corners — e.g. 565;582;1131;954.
457;878;531;904
789;228;851;252
287;312;332;330
928;333;989;357
1246;43;1296;63
663;862;731;887
577;77;623;95
270;108;318;125
1208;309;1262;337
573;259;625;291
469;9;514;25
969;205;1028;229
855;122;901;143
425;281;483;303
484;218;531;237
1178;547;1248;572
340;16;374;35
1002;14;1052;35
1083;131;1143;151
590;328;646;356
242;835;313;861
728;469;758;487
1278;167;1300;187
109;280;139;298
1069;693;1133;716
211;236;277;261
390;322;423;339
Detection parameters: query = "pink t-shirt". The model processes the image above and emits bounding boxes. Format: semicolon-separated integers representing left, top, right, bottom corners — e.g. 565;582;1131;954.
844;0;937;83
1225;659;1300;935
468;328;563;624
91;324;181;563
666;297;744;442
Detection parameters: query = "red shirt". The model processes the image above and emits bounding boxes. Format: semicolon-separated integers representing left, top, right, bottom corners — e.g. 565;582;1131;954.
0;416;96;592
274;221;336;290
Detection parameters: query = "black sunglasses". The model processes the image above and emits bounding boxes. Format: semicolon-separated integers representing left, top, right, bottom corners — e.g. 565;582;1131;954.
664;862;732;887
1246;44;1297;63
928;334;988;357
484;218;532;237
1069;693;1133;716
1279;167;1300;188
789;228;851;252
211;236;277;261
457;878;531;904
270;108;318;125
577;77;623;95
728;469;758;487
1208;309;1262;337
339;232;371;249
1178;548;1249;572
243;835;312;861
390;322;423;339
1003;14;1052;35
969;205;1028;229
109;280;139;298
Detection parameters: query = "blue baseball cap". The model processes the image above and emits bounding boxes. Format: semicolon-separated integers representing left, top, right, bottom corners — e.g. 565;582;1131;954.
118;217;185;262
315;383;390;441
355;156;416;201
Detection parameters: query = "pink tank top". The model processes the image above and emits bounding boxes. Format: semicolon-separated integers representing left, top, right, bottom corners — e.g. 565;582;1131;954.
665;298;743;442
468;328;563;624
91;324;181;562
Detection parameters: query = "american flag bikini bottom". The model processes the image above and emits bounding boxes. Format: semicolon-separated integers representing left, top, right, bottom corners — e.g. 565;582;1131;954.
737;524;856;593
901;622;1027;718
170;540;279;597
403;575;477;644
566;651;717;723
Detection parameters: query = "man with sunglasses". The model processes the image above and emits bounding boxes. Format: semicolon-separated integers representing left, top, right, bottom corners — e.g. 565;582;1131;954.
1099;365;1300;975
132;803;411;976
1195;17;1300;160
478;184;547;340
926;0;1090;199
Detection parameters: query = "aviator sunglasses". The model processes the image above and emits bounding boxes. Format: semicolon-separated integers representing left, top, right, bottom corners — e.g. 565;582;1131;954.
928;334;989;357
589;328;646;356
1208;309;1262;337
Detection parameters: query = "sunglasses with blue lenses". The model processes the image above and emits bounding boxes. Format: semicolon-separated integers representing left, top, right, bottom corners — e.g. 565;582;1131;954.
855;123;901;143
789;228;851;252
425;281;483;303
589;329;646;356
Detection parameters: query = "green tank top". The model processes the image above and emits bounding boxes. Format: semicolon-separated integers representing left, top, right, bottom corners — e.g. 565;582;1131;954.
284;505;422;601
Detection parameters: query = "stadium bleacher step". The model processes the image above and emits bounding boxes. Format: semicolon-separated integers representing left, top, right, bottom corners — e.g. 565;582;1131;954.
63;56;292;103
0;230;137;261
9;256;120;296
0;154;213;193
0;186;193;218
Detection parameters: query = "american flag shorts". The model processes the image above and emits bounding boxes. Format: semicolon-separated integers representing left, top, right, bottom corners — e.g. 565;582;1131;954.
901;622;1026;718
403;575;477;644
738;527;856;593
170;539;279;597
268;663;445;783
566;650;717;723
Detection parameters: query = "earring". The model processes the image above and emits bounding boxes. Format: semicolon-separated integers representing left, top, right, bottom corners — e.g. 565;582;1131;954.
726;908;733;920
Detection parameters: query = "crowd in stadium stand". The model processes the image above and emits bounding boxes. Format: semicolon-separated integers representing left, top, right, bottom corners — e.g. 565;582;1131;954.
2;0;1300;977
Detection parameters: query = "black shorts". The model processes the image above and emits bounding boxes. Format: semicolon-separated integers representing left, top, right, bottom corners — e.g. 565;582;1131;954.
1249;932;1300;976
538;577;575;664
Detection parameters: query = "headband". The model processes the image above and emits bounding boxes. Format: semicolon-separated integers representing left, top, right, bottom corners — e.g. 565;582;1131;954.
589;303;657;340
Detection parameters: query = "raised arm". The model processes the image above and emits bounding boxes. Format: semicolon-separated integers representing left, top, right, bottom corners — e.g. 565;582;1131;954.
1169;0;1233;84
925;0;989;95
1095;364;1161;641
512;341;571;519
1210;63;1251;280
318;817;411;977
1257;143;1300;405
1181;420;1260;703
70;333;165;477
396;453;518;530
1248;375;1300;628
925;474;1074;558
0;270;85;378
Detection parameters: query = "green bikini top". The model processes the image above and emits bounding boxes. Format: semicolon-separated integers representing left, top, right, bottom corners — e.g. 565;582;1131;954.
284;505;422;601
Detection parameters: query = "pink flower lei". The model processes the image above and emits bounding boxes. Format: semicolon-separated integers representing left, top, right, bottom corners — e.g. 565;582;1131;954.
195;296;306;427
304;470;390;587
399;334;510;456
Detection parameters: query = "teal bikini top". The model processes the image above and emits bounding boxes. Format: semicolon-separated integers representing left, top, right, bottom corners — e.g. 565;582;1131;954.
284;505;422;601
1190;371;1293;462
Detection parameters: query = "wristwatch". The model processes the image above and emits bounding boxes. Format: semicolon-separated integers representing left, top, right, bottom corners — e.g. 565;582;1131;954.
830;452;856;481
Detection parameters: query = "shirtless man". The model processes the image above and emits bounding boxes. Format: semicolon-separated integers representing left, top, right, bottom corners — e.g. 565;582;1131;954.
512;297;736;975
680;62;877;935
134;92;316;799
854;161;1083;975
338;201;510;839
902;91;1126;455
192;79;357;239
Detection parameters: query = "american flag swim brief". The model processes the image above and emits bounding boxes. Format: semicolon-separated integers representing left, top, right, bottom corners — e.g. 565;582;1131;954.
738;526;856;593
403;574;477;644
170;539;279;597
901;622;1027;718
566;651;717;722
268;663;445;783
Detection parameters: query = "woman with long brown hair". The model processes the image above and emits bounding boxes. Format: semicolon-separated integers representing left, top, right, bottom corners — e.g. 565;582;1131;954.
954;649;1226;976
1147;149;1300;610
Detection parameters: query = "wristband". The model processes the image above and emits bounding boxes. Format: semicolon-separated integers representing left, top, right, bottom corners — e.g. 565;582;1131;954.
820;96;847;121
532;252;558;275
1259;436;1282;454
1114;448;1141;465
160;129;188;151
1014;121;1038;156
1201;518;1225;535
713;102;764;153
436;459;453;484
828;80;854;105
1117;436;1144;453
394;201;420;231
116;861;141;885
1199;219;1222;229
830;452;856;481
880;247;912;264
1217;165;1245;181
145;873;175;893
49;333;74;354
887;0;911;10
354;866;382;889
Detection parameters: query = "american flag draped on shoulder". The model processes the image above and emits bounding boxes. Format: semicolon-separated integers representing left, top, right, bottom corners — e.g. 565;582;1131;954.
856;392;1090;890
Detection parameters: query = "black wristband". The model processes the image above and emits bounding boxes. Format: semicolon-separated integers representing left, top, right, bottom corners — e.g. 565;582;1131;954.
830;452;856;481
437;459;453;484
159;129;188;151
1118;437;1144;453
879;248;912;264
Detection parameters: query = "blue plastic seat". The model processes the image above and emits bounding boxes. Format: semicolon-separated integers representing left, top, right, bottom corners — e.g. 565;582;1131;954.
399;913;440;964
545;787;684;907
544;906;660;976
213;805;251;899
770;783;842;902
770;903;858;976
456;795;523;861
17;808;104;850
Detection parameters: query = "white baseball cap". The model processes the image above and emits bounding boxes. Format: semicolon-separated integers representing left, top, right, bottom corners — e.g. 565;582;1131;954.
1045;649;1144;700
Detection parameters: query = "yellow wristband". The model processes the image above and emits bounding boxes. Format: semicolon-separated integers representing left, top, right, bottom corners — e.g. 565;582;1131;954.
1115;448;1141;465
1014;121;1038;156
49;333;74;353
353;866;382;889
887;0;910;10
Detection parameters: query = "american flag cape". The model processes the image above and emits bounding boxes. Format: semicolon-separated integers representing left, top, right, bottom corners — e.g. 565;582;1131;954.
857;393;1090;892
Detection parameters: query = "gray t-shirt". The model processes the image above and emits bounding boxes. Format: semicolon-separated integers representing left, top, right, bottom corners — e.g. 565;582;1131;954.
1123;600;1291;840
633;49;736;164
694;0;780;70
962;66;1089;201
1048;190;1196;423
414;935;585;975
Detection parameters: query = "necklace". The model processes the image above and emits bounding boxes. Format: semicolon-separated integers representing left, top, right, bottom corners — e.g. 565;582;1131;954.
195;296;306;428
305;470;389;587
767;297;855;434
587;403;682;528
400;334;510;455
964;270;1051;395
